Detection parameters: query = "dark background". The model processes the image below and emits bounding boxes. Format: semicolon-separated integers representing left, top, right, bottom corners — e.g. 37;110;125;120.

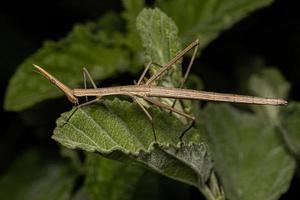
0;0;299;199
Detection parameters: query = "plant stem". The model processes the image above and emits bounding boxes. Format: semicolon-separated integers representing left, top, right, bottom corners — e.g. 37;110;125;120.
198;184;217;200
198;171;226;200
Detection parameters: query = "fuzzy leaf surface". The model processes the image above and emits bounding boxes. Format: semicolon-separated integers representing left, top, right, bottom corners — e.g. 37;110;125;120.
136;8;194;119
136;8;182;87
53;99;213;189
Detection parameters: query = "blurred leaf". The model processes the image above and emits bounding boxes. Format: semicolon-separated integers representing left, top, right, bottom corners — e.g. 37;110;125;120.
248;68;290;122
201;104;296;200
121;0;144;51
84;153;194;200
136;8;182;88
52;99;213;190
0;150;76;200
60;147;85;174
280;102;300;158
4;16;131;111
157;0;274;49
122;0;144;30
85;154;159;200
72;188;89;200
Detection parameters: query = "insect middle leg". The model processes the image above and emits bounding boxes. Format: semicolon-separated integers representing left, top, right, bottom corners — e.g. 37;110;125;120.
145;39;200;86
141;40;200;115
171;40;199;109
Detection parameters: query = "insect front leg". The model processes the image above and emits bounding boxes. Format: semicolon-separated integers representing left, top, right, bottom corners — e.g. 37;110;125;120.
62;68;100;126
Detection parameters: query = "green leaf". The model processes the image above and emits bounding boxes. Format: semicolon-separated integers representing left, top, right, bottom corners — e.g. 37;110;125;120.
201;104;296;200
136;8;182;87
135;142;213;188
52;99;213;190
280;102;300;158
136;8;194;121
0;150;76;200
157;0;274;49
85;153;195;200
4;16;130;111
121;0;144;51
85;154;159;200
248;68;290;122
122;0;144;29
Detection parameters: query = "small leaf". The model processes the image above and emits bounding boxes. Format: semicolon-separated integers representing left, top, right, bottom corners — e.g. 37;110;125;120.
248;68;290;121
136;8;193;121
53;99;212;189
0;150;76;200
157;0;274;49
4;17;130;111
280;102;300;158
201;104;296;200
136;8;182;87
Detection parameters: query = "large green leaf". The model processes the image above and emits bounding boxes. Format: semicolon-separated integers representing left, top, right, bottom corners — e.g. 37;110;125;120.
157;0;274;49
201;104;295;200
0;150;76;200
4;15;130;111
280;102;300;158
52;99;213;191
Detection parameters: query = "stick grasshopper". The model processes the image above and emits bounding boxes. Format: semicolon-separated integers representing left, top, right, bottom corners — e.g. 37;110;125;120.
33;40;287;141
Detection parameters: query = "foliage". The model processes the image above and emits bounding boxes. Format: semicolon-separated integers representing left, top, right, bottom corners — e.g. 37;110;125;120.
200;104;295;200
53;99;213;191
280;102;300;158
0;150;76;200
3;0;299;200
